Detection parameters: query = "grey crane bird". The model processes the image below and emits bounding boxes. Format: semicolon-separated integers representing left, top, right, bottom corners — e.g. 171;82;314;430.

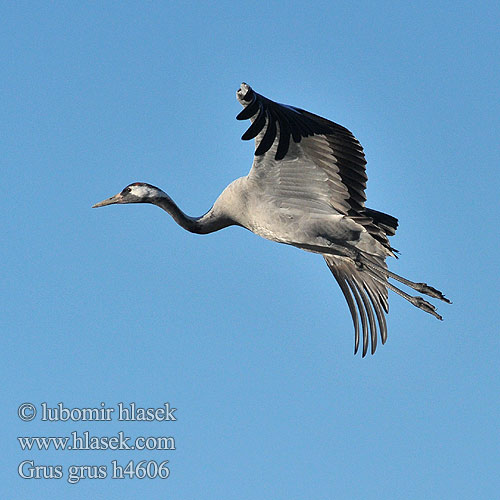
93;82;450;356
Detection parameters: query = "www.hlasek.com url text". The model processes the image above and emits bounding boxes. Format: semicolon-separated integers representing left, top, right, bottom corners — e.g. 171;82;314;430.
18;431;175;451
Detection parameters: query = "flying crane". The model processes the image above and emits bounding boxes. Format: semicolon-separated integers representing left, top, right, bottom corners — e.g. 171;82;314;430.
93;83;450;356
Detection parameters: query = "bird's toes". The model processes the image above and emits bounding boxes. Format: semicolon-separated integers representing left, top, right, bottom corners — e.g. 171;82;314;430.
415;282;451;304
411;296;443;320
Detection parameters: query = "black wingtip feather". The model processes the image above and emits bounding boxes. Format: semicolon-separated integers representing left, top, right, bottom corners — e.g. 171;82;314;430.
236;98;259;120
241;108;266;141
255;110;277;156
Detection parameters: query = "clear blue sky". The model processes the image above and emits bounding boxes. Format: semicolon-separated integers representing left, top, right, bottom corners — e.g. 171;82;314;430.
2;1;499;499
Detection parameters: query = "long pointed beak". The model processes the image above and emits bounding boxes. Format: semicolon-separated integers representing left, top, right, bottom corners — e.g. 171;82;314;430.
92;193;123;208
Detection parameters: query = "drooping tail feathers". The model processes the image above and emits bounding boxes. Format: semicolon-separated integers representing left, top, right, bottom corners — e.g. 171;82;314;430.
363;208;399;236
324;253;450;357
353;207;400;255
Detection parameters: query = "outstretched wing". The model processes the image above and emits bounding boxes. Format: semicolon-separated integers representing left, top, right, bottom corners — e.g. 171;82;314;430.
236;82;369;218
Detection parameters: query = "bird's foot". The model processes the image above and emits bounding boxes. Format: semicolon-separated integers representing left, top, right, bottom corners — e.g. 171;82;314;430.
414;282;452;304
410;296;443;320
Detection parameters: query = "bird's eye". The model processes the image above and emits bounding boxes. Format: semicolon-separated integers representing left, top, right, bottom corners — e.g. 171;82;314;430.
125;187;132;193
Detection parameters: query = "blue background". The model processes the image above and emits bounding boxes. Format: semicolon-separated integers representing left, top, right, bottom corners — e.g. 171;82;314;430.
2;1;499;499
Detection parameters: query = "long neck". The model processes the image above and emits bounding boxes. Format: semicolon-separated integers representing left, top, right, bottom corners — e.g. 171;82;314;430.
152;195;233;234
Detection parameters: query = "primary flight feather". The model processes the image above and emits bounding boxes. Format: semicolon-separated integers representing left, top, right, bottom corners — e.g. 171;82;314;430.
93;83;450;356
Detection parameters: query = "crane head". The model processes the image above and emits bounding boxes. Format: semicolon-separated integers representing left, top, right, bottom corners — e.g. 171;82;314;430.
92;182;165;208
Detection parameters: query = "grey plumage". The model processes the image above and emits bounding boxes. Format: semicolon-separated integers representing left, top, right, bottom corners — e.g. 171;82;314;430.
93;82;450;356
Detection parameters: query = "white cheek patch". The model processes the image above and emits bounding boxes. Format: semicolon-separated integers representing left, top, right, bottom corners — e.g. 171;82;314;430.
130;185;153;198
